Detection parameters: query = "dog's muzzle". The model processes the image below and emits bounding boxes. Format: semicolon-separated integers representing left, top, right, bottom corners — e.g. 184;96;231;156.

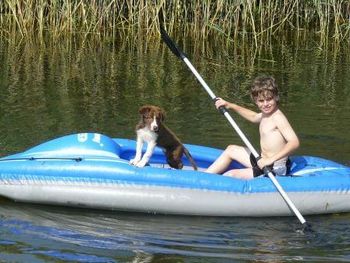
152;125;159;132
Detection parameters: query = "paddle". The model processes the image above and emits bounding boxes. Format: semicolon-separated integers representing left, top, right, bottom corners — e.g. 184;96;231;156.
159;22;310;230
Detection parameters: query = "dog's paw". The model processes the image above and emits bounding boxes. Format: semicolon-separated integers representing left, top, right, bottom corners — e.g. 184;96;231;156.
136;160;147;168
130;158;140;166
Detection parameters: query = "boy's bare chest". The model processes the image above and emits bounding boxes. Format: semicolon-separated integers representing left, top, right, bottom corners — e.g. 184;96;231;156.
259;117;279;136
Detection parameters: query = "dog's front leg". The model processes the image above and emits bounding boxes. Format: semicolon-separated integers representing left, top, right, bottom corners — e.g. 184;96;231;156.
136;141;156;167
130;138;143;165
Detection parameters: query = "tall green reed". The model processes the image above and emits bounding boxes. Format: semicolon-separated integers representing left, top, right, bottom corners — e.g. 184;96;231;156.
0;0;349;49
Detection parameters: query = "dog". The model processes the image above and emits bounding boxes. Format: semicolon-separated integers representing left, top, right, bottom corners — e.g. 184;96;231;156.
130;105;198;170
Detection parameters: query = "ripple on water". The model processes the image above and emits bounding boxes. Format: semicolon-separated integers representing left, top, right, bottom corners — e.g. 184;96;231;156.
1;200;350;262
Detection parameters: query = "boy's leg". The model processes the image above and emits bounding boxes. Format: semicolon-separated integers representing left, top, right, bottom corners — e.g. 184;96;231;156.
223;167;254;180
206;145;251;174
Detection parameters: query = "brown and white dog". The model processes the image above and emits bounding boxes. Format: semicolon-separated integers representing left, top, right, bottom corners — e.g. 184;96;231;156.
130;105;198;170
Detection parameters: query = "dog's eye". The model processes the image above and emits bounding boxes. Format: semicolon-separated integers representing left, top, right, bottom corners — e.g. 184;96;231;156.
143;116;152;120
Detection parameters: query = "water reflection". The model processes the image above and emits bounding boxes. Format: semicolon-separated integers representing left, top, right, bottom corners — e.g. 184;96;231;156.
1;200;350;262
1;36;349;165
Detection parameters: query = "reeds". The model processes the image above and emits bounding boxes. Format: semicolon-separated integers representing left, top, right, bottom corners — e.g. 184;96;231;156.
0;0;349;47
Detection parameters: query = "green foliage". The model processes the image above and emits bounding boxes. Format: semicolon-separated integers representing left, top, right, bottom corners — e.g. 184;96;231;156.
0;0;349;47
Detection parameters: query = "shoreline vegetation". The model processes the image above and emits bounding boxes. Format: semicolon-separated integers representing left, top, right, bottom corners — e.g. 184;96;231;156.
0;1;349;49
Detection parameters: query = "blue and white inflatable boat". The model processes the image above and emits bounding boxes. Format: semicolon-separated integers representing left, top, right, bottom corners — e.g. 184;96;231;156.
0;133;349;217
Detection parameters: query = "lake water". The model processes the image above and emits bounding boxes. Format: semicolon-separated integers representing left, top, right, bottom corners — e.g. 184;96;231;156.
0;35;350;261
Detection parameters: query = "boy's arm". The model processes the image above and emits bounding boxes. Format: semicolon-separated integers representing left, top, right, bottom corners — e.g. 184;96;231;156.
276;113;300;157
215;98;261;123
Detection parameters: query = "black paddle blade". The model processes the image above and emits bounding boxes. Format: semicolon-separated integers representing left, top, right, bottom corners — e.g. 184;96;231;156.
159;25;185;60
301;222;313;233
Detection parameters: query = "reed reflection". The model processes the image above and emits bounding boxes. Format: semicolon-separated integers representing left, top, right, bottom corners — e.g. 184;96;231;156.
0;31;349;164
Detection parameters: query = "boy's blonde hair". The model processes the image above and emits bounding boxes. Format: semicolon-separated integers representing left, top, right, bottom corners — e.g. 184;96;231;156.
250;76;280;103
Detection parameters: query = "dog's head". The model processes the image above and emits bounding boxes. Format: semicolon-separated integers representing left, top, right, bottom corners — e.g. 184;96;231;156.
138;105;165;132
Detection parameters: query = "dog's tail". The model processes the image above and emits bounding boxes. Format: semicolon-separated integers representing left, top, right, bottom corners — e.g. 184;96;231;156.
183;147;198;170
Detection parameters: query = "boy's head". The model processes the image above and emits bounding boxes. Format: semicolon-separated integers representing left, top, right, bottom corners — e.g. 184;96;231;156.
250;76;279;104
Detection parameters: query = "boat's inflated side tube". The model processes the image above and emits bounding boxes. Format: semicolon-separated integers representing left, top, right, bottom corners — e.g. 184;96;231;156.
14;133;121;159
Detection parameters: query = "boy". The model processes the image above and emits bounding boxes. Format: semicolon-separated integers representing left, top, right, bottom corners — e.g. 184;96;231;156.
205;76;299;180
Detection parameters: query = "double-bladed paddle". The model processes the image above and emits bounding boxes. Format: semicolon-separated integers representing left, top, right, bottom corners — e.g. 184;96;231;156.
159;22;310;230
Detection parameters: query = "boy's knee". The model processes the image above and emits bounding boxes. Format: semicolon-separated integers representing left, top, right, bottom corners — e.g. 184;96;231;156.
225;144;238;153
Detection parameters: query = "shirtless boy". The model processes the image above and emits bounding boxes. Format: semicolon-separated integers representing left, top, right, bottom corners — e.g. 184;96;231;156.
205;76;300;180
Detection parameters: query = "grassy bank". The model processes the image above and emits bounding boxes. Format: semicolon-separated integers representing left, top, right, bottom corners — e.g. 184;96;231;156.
0;0;349;46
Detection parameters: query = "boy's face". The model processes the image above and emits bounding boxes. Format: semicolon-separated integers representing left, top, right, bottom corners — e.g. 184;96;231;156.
255;93;278;115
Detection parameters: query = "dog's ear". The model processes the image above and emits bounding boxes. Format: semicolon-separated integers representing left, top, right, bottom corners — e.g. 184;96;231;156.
158;107;166;122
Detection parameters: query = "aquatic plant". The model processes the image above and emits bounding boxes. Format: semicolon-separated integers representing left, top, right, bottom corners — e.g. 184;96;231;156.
0;0;349;48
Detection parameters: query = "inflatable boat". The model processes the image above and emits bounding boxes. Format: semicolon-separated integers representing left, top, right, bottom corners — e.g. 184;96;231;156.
0;133;349;217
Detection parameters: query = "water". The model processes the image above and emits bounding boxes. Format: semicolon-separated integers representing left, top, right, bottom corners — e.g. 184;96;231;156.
1;202;350;262
0;36;350;261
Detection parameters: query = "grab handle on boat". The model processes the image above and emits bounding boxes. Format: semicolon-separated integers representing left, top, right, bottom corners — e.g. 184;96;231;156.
159;18;310;229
